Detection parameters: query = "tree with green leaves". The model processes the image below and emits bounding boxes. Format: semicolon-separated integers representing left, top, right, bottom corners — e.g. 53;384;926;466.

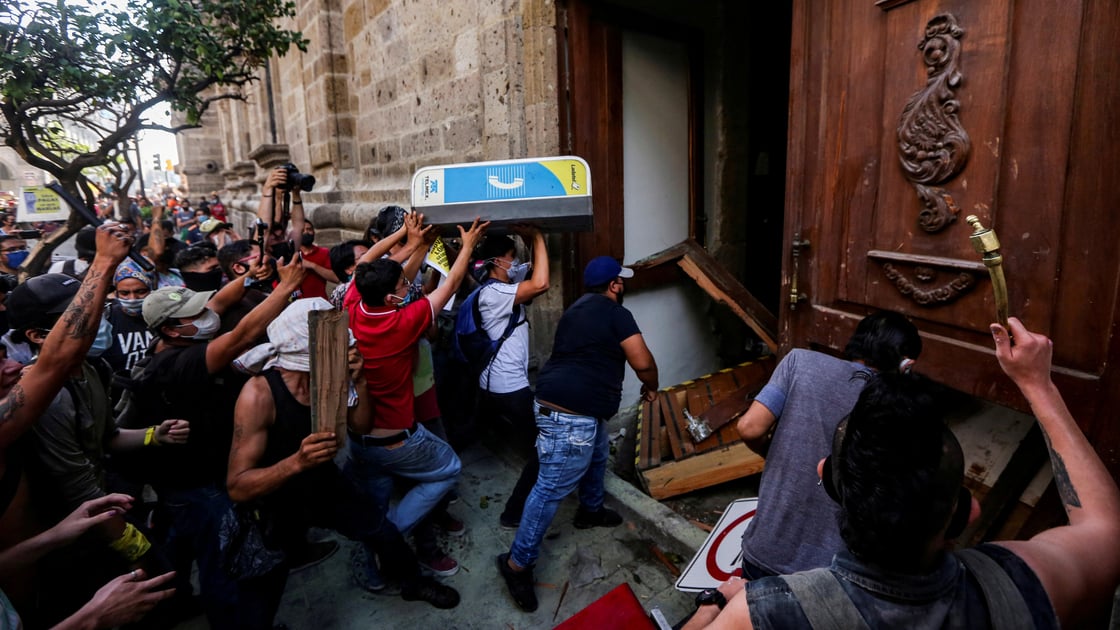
0;0;307;275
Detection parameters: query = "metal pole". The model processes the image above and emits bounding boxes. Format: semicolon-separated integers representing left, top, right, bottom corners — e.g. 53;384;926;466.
134;139;145;197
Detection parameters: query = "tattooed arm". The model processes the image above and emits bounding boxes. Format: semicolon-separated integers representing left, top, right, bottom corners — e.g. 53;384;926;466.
0;224;132;450
989;318;1120;627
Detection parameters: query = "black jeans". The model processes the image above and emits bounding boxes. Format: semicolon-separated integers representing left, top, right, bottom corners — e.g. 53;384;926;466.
478;387;539;521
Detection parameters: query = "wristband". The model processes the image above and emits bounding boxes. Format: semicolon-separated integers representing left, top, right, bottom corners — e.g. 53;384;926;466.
292;201;303;205
110;523;152;562
144;426;159;447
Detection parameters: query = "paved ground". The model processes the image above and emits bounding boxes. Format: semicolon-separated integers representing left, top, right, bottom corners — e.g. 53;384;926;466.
176;441;699;629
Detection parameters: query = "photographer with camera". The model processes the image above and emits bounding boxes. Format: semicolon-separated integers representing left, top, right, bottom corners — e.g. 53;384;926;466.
256;165;333;300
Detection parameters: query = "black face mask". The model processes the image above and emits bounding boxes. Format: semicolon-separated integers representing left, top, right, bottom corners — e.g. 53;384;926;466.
181;269;224;292
300;233;315;247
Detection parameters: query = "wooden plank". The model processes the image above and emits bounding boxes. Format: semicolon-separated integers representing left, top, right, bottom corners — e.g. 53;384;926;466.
697;384;754;438
661;392;684;461
676;244;778;352
664;390;695;457
705;370;741;404
636;398;653;471
641;442;766;500
647;395;663;468
309;309;350;439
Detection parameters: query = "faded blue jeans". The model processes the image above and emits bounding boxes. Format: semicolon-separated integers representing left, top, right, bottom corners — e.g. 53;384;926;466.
508;401;608;568
347;423;461;535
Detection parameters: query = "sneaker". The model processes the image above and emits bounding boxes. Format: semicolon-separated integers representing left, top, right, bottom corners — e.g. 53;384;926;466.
401;577;460;609
497;553;538;612
434;510;466;537
289;540;339;572
418;551;460;577
573;505;623;529
351;546;400;595
499;512;520;531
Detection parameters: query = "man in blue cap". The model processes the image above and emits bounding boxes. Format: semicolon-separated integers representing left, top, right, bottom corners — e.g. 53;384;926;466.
497;255;659;612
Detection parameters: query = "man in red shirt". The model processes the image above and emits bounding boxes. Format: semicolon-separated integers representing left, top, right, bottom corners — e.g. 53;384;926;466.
346;214;487;577
296;219;335;299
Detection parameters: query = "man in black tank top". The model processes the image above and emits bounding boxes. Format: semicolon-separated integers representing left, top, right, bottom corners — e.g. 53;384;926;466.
227;299;459;627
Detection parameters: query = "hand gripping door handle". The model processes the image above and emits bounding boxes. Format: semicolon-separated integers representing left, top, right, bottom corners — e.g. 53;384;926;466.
966;215;1009;331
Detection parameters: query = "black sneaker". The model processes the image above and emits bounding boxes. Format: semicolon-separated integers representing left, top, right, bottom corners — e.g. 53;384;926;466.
573;506;623;529
497;553;538;612
401;577;460;609
289;540;340;573
499;511;520;530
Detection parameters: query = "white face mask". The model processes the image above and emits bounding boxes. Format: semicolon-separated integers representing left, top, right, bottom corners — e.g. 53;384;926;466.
176;309;221;340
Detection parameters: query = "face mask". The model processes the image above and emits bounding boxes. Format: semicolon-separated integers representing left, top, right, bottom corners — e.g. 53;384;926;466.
4;250;28;269
507;260;531;284
389;291;414;308
182;269;224;292
118;297;145;317
88;316;113;357
301;233;315;247
176;309;221;340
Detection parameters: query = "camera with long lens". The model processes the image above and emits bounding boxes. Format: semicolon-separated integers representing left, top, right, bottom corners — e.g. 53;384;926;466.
280;163;315;192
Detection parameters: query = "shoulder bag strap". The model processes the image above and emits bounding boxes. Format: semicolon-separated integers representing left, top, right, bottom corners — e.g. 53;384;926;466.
781;569;871;630
955;549;1034;628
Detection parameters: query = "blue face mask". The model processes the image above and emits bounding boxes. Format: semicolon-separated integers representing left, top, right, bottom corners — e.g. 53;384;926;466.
88;316;114;358
507;260;531;284
4;250;29;269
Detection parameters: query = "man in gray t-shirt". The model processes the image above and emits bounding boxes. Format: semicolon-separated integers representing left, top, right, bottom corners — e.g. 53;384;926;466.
736;311;922;577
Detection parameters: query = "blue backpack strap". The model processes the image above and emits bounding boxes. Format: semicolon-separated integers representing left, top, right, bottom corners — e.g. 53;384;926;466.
955;548;1033;628
780;568;870;630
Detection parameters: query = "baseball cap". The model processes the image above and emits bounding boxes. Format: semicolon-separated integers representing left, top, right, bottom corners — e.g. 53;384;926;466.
200;218;232;234
143;286;216;329
7;273;82;331
583;256;634;288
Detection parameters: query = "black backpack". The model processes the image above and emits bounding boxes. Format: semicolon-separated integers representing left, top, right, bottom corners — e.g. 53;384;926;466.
451;280;526;374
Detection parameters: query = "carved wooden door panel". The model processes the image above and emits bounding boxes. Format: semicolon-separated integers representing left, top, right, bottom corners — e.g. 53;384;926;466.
784;0;1120;473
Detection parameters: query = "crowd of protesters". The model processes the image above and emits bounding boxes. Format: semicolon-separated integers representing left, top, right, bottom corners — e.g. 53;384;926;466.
0;163;1116;630
0;165;652;629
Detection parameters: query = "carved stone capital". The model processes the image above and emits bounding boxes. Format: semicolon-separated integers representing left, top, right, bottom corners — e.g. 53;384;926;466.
247;144;292;170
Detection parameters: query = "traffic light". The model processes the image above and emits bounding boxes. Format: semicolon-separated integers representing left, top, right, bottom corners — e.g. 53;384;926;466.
165;159;173;172
152;153;161;169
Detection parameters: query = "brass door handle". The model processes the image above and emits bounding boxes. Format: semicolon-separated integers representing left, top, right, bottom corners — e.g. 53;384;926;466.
790;233;810;309
966;215;1009;329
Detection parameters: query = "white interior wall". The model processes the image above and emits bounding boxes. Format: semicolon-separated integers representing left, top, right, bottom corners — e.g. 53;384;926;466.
620;31;721;405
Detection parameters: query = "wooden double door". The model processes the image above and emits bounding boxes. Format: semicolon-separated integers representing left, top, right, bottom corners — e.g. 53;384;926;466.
783;0;1120;475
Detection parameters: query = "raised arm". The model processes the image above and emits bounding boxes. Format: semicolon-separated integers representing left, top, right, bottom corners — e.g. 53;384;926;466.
203;255;305;374
0;224;131;449
356;215;411;266
256;168;286;227
621;333;659;402
990;317;1120;627
426;218;488;313
511;225;549;305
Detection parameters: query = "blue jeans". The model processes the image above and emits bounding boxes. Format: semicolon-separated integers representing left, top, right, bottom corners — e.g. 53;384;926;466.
508;401;608;568
347;423;461;535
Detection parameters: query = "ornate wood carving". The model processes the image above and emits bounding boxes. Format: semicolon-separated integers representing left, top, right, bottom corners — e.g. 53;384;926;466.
881;263;975;305
868;251;979;306
897;14;970;233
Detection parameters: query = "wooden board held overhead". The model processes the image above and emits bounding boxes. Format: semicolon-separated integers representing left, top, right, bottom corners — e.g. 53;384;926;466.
309;309;350;440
